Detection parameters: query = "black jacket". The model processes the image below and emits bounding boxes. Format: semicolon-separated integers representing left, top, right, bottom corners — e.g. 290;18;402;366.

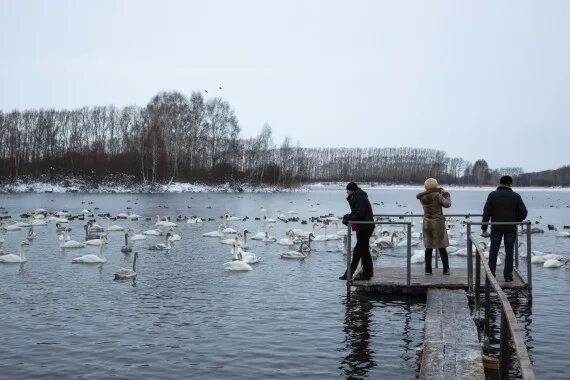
345;188;374;232
482;186;528;232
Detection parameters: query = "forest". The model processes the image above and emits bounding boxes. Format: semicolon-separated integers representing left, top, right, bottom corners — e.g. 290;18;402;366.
0;91;567;187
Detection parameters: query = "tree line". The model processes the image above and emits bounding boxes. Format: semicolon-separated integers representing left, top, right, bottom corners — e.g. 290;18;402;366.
0;91;566;187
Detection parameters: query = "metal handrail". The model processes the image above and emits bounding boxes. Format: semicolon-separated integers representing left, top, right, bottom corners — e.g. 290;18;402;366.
465;221;532;300
373;214;483;218
469;233;535;380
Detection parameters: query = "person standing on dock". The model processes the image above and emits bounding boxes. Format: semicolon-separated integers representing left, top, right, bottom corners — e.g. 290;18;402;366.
339;182;375;281
481;175;528;282
416;178;452;275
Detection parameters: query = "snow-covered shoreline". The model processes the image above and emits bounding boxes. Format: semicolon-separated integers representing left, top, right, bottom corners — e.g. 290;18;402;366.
1;179;569;194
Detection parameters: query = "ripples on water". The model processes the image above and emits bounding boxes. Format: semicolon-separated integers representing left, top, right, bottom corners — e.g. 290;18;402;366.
0;188;569;379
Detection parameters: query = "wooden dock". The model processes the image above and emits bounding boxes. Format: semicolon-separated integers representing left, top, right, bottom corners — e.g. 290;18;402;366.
419;289;485;379
352;267;527;293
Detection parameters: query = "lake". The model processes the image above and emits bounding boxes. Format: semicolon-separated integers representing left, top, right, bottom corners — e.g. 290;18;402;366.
0;186;569;379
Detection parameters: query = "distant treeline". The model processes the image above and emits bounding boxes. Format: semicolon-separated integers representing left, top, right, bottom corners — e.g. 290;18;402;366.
0;91;567;186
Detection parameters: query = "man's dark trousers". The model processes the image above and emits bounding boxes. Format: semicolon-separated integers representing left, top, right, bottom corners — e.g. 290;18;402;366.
350;228;374;277
489;229;516;278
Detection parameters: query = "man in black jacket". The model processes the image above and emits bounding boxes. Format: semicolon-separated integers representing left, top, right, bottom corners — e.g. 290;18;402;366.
340;182;375;281
481;175;528;282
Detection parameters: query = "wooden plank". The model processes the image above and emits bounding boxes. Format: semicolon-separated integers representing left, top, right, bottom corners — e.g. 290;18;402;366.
420;289;485;380
352;267;527;294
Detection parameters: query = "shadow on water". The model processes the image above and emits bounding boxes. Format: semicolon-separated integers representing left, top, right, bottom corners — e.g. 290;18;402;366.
340;292;426;379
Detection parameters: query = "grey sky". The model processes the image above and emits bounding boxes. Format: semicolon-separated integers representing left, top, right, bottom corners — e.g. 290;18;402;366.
1;0;569;172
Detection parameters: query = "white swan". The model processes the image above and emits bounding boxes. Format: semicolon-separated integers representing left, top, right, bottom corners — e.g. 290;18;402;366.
168;229;181;241
60;231;86;248
148;233;172;251
203;224;225;237
231;243;261;264
223;249;253;271
277;230;295;246
114;252;138;279
129;230;147;241
85;234;108;246
107;225;124;231
543;258;564;268
0;241;28;263
72;237;107;263
143;228;163;236
187;217;203;224
411;249;425;264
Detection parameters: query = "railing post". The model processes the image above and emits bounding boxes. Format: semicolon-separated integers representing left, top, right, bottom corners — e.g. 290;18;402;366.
484;275;490;343
475;238;481;313
435;249;439;268
526;221;532;303
514;233;519;269
346;224;352;298
499;312;510;380
467;223;473;293
407;222;411;286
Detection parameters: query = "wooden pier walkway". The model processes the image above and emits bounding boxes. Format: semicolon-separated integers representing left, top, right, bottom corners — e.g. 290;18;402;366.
419;289;485;380
351;267;527;293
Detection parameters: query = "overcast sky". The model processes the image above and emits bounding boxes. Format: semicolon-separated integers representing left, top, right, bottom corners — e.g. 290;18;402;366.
1;0;569;172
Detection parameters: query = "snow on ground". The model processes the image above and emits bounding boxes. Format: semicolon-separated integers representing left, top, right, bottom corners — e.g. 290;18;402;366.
0;179;568;194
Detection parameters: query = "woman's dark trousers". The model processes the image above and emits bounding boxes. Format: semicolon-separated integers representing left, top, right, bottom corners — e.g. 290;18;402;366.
425;248;449;273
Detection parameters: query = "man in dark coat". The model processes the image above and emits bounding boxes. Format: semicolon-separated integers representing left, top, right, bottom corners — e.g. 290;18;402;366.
481;175;528;282
340;182;375;281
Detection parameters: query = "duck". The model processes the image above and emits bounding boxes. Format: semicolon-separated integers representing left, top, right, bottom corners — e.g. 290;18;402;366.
114;252;138;279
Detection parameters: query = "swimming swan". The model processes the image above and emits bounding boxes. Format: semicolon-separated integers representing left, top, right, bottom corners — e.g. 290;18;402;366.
114;252;138;279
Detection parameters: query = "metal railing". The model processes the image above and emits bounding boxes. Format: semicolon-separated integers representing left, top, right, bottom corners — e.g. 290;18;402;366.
465;221;533;302
469;230;535;380
344;213;484;293
374;214;483;267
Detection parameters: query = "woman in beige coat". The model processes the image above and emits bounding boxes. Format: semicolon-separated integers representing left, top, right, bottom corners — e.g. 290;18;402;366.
416;178;452;275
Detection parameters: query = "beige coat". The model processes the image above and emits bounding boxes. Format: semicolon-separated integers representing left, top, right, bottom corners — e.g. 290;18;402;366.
417;189;452;249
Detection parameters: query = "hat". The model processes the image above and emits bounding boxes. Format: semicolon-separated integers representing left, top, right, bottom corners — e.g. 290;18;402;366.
424;178;438;190
346;182;358;191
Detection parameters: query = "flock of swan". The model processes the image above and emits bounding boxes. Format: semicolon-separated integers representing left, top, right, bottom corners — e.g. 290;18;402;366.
1;204;569;279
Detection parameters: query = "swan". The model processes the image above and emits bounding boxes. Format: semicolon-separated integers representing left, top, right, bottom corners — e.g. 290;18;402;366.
72;237;107;264
250;229;267;240
374;231;400;248
225;214;241;221
27;227;38;241
114;252;138;279
121;233;133;253
148;233;172;251
411;250;425;264
543;258;564;268
168;229;181;241
107;225;124;232
143;228;163;236
203;224;225;238
0;241;28;263
31;219;47;226
3;224;22;231
326;222;343;240
187;217;203;224
531;255;546;264
231;243;261;264
555;231;570;237
280;240;312;259
85;234;108;246
277;230;295;246
261;231;276;242
223;249;253;271
155;215;177;227
129;229;147;241
60;231;86;248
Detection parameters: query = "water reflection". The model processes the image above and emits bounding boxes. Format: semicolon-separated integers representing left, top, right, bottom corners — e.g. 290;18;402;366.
480;290;533;379
340;293;423;379
341;294;375;378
